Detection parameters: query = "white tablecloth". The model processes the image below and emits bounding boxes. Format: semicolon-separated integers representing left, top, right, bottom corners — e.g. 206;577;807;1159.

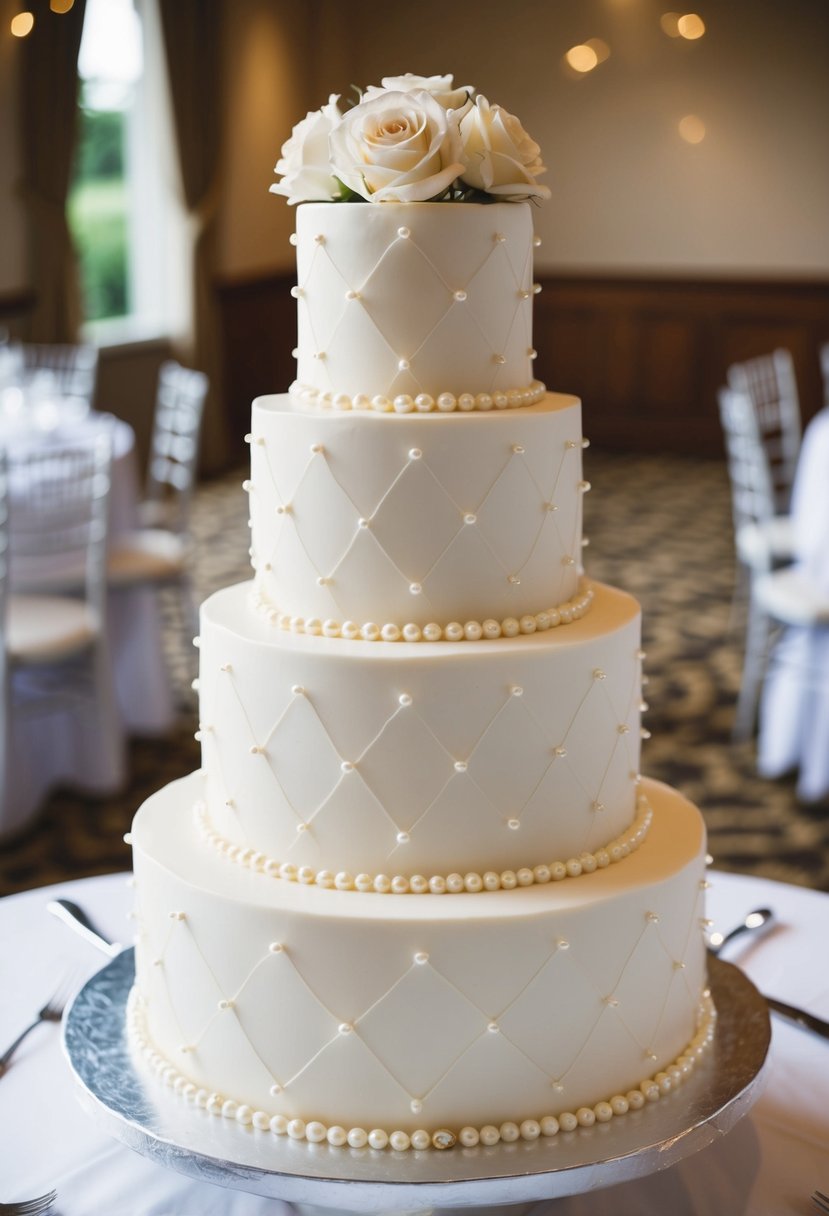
3;414;174;838
0;869;827;1215
758;407;829;799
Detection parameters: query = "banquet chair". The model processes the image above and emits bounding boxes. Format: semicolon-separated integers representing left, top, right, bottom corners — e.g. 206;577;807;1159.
21;342;99;405
0;433;125;826
106;360;208;637
726;348;801;515
718;386;796;738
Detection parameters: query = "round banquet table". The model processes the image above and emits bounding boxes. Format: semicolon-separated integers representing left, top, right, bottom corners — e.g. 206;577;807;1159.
0;869;827;1215
2;412;175;838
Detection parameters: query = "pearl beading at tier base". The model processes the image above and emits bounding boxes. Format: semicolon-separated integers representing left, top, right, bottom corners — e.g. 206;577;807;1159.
248;581;595;643
127;986;716;1152
194;794;653;894
289;379;548;414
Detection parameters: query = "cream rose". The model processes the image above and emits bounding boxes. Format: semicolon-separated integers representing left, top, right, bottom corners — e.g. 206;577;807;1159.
329;89;465;203
270;94;342;204
459;95;551;201
364;73;474;114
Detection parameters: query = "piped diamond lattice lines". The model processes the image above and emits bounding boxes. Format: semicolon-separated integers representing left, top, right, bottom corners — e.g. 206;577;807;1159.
138;879;707;1119
297;224;533;397
252;433;583;620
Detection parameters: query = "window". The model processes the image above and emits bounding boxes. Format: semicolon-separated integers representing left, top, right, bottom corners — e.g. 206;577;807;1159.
69;0;187;343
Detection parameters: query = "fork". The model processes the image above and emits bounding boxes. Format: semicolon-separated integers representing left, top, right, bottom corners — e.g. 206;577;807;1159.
0;973;77;1077
812;1190;829;1213
0;1190;57;1215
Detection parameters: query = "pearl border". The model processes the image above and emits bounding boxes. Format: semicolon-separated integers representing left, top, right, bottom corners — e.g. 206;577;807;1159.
127;986;716;1152
195;795;654;894
249;582;595;644
289;379;547;414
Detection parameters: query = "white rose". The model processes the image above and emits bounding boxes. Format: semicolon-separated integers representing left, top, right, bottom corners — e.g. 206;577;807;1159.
364;73;474;114
329;89;465;203
270;94;342;204
459;95;551;201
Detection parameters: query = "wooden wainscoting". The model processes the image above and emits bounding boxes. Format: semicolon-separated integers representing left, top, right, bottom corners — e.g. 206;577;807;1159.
535;275;829;455
217;270;296;464
217;271;829;457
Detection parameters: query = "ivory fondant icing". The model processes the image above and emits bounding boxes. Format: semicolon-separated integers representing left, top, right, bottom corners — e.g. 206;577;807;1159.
128;177;713;1153
131;774;708;1138
293;202;538;403
248;393;585;627
197;580;643;878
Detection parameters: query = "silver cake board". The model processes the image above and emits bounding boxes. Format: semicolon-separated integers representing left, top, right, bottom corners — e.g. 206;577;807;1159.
62;950;770;1213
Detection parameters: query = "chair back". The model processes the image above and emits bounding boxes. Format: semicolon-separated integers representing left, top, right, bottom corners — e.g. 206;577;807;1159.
21;342;99;405
6;432;113;622
144;360;208;533
726;349;801;512
718;386;779;571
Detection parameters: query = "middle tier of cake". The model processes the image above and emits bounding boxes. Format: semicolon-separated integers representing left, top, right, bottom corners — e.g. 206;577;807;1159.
196;581;644;881
247;391;586;630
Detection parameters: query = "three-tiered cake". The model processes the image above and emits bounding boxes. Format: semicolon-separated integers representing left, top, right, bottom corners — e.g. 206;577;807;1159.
127;77;713;1153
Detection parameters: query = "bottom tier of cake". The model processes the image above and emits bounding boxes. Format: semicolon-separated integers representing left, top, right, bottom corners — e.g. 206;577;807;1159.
129;772;711;1147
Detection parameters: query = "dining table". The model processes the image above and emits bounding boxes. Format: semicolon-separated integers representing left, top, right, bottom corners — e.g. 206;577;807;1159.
1;404;175;838
0;867;827;1215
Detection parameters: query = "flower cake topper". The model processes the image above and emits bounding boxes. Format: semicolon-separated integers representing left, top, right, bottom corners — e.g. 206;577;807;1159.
271;73;550;205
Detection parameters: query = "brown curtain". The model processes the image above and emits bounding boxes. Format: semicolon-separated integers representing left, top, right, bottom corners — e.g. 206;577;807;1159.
158;0;226;473
18;0;87;342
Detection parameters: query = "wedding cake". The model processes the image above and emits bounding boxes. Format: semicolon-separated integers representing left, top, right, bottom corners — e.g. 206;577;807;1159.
127;75;714;1153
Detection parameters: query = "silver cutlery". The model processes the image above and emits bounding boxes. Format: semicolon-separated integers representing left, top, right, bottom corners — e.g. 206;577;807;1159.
812;1189;829;1214
46;898;122;957
708;906;774;953
0;974;78;1077
711;909;829;1041
0;1189;57;1215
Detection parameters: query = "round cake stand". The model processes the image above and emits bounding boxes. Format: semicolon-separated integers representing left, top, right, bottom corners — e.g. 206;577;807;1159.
62;950;770;1214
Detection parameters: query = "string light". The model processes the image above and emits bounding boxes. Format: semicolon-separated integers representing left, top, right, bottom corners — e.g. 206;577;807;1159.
10;11;35;36
50;0;76;11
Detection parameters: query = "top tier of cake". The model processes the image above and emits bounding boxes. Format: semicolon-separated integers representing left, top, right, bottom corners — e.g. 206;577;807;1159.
291;202;543;410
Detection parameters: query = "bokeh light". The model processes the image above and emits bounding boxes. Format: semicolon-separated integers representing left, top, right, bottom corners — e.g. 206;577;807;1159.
677;13;706;39
678;114;706;143
565;43;599;73
10;10;34;36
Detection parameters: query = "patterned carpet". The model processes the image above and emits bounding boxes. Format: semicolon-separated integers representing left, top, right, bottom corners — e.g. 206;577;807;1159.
2;449;828;896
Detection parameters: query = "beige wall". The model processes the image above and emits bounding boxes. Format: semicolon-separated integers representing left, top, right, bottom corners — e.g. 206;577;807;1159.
324;0;829;278
2;0;828;297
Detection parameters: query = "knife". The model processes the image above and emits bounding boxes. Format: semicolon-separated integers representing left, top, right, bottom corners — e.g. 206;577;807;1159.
709;944;829;1042
764;994;829;1040
46;898;123;958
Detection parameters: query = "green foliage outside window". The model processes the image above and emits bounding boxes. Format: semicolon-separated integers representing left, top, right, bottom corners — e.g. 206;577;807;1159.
69;107;130;322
